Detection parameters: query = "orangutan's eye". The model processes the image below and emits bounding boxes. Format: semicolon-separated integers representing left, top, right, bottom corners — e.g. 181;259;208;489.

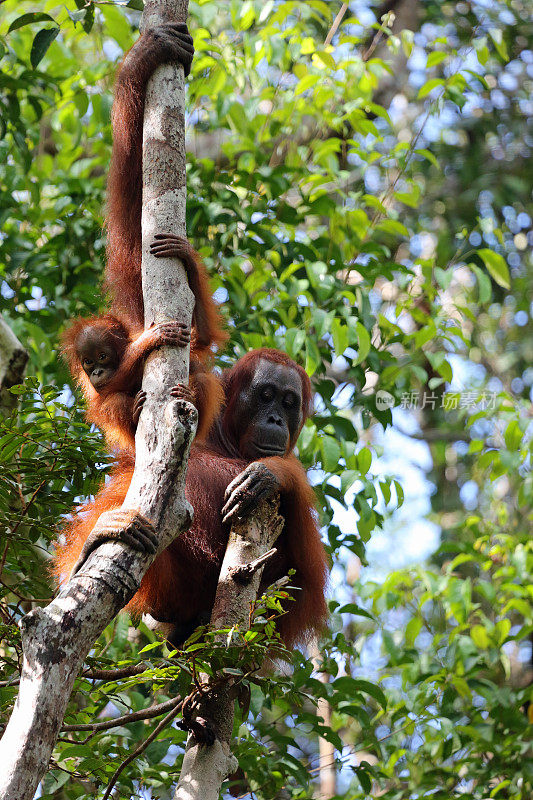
260;386;275;402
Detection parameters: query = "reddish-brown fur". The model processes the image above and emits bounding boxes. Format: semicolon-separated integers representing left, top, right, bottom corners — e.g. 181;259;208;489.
54;350;329;647
61;314;224;449
105;27;225;356
94;27;225;446
83;26;225;447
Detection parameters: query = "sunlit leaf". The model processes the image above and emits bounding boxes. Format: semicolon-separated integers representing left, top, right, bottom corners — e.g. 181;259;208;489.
478;249;511;289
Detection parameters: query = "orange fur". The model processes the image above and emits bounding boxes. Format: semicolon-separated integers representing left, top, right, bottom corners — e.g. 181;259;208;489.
105;26;227;355
53;454;135;581
96;28;226;446
61;315;224;449
53;351;328;647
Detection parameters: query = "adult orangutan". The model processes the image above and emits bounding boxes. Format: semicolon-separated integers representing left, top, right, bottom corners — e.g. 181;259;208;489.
53;349;329;647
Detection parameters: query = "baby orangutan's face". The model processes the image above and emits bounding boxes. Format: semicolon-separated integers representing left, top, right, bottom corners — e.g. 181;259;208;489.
76;327;121;391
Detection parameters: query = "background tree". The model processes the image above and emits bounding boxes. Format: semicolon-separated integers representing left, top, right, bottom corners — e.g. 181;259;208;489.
0;1;531;798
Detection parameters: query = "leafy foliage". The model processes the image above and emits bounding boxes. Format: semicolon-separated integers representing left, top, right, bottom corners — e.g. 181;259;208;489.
0;1;531;798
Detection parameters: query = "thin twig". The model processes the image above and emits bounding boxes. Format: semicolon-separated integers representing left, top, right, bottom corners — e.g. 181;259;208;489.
101;700;184;800
361;0;402;54
362;20;390;62
80;663;150;681
0;542;9;574
0;677;20;688
62;695;182;735
0;579;51;604
324;3;348;47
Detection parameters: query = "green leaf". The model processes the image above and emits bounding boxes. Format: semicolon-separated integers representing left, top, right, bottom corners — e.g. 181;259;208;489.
477;45;490;65
305;338;321;376
470;624;489;649
357;447;372;475
464;68;489;90
418;77;444;99
491;782;512;797
380;480;391;505
451;675;472;699
394;480;404;507
340;469;359;495
8;13;55;32
489;28;509;61
415;148;440;169
426;51;448;68
310;308;334;338
504;420;522;451
101;5;133;51
377;218;409;237
30;27;59;69
321;436;341;472
285;328;306;358
446;86;466;109
337;603;374;620
426;352;452;383
239;1;255;30
356;766;372;794
405;616;422;646
470;264;492;303
80;5;95;33
68;9;87;23
355;322;371;365
434;267;451;290
295;74;319;95
331;318;348;358
495;618;511;644
349;678;387;709
478;249;511;289
8;384;28;396
312;50;335;70
393;188;420;208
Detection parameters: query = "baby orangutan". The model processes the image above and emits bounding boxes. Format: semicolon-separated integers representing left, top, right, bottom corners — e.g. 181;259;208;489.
62;314;221;450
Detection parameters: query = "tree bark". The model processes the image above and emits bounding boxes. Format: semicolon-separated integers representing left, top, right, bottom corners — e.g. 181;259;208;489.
310;643;336;800
173;498;284;800
0;2;193;798
0;316;28;418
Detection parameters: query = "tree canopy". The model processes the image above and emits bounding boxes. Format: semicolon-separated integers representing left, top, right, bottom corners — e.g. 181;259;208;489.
0;1;531;798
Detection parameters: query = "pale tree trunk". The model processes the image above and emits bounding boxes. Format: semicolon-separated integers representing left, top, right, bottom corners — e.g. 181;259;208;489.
0;316;29;565
0;316;28;417
0;1;194;797
316;694;336;799
310;643;336;800
174;499;284;800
